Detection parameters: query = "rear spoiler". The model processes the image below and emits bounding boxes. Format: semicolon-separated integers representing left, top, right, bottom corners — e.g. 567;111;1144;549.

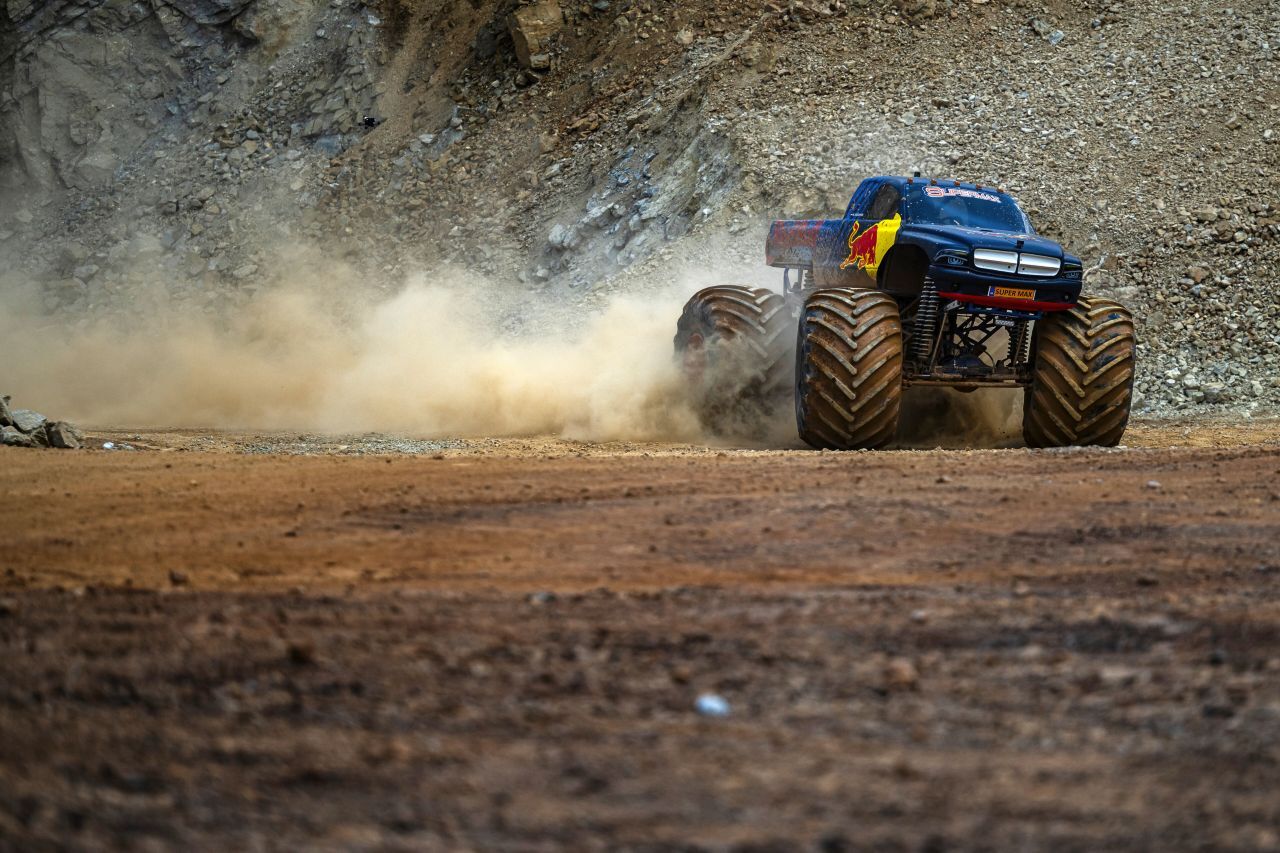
765;219;842;269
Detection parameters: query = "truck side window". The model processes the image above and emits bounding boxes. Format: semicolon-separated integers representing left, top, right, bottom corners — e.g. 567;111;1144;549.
845;182;878;218
867;186;901;220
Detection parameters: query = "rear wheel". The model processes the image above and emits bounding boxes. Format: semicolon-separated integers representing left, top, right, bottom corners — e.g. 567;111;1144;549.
1023;298;1136;448
795;287;903;450
674;285;791;435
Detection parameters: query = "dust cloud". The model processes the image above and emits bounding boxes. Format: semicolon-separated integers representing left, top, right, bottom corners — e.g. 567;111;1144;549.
0;261;703;442
895;386;1024;449
3;245;1027;448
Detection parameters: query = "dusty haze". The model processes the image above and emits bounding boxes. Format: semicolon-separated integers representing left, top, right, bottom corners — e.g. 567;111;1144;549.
2;233;1022;447
0;257;707;442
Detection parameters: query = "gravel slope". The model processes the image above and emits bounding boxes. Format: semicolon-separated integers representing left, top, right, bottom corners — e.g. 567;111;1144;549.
1;0;1276;420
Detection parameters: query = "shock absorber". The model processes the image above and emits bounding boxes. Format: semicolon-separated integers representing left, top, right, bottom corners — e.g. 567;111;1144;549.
1007;320;1030;367
802;269;815;291
913;278;939;365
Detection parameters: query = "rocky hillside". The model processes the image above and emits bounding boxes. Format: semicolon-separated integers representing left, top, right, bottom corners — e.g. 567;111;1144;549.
1;0;1277;416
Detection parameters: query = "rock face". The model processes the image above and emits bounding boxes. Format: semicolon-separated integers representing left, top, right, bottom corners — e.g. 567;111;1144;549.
161;0;255;25
231;0;315;55
0;0;325;195
1;2;184;192
508;0;562;70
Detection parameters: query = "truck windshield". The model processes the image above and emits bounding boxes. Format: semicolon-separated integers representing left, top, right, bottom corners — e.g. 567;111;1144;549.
904;186;1031;233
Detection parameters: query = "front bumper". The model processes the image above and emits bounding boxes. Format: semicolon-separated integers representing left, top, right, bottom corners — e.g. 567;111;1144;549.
929;263;1081;312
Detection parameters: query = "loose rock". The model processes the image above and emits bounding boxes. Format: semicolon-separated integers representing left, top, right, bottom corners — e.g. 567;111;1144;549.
1;426;36;448
44;421;84;449
9;409;47;434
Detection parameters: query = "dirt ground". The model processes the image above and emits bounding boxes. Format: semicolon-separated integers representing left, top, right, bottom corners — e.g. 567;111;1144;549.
3;416;1280;850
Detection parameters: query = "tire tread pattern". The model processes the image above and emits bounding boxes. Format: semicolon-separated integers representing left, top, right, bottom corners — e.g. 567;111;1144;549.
796;288;903;450
674;285;791;432
1023;297;1136;448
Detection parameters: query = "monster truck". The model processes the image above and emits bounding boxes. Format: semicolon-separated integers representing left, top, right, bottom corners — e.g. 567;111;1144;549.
675;175;1135;449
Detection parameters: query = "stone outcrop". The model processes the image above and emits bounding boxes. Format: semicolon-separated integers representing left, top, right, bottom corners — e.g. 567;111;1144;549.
508;0;562;70
161;0;255;25
0;395;82;449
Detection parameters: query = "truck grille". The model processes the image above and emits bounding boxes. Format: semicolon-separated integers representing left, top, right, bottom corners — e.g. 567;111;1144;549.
973;249;1062;277
1016;254;1062;277
973;249;1017;273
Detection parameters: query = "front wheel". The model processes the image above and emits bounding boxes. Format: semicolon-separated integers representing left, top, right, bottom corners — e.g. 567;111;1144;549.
1023;298;1136;448
795;288;903;450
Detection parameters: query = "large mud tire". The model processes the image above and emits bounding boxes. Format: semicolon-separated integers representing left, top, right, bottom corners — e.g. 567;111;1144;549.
1023;298;1136;448
674;285;791;435
795;288;903;450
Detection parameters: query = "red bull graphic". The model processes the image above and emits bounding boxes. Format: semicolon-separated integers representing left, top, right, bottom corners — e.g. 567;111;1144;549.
839;213;902;275
840;220;879;270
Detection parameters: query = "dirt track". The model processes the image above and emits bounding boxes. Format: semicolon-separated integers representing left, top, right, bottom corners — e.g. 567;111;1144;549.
3;419;1280;849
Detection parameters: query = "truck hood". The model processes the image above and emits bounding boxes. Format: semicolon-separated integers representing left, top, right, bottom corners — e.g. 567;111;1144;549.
906;224;1065;258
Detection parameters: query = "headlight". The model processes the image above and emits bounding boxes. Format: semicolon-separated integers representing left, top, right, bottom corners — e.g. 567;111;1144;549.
935;249;968;267
1061;260;1083;280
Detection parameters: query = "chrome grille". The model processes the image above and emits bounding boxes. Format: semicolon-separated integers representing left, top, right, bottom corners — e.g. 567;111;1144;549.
973;249;1018;273
1016;253;1061;277
972;249;1061;277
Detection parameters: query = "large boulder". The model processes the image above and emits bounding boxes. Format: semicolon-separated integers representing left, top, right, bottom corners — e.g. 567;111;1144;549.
8;408;46;434
508;0;562;70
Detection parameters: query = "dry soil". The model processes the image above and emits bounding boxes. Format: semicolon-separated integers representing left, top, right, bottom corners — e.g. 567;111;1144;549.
2;419;1280;849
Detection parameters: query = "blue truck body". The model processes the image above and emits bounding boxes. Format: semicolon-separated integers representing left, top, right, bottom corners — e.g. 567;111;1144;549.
765;176;1084;314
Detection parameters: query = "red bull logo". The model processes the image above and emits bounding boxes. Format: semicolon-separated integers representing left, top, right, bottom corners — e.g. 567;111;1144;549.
839;214;901;274
840;220;880;271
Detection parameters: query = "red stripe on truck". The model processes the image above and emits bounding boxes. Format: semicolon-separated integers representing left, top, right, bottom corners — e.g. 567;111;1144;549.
937;292;1076;312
